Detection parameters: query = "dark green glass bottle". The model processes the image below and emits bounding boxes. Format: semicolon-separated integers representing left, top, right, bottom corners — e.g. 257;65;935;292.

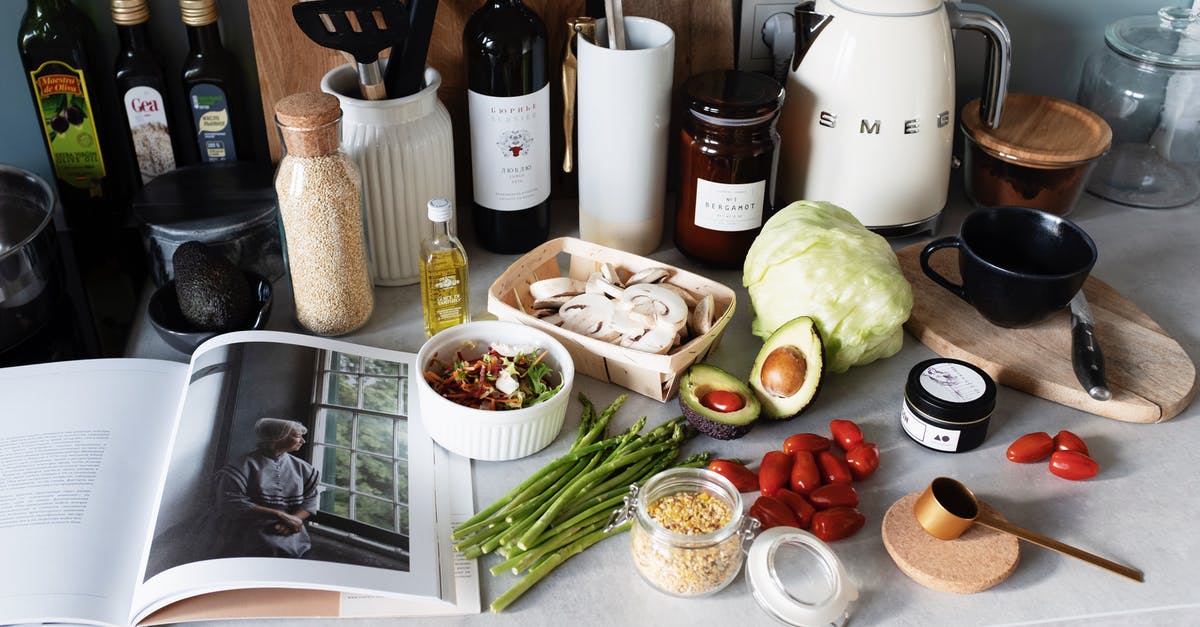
113;0;178;186
19;0;131;230
179;0;250;164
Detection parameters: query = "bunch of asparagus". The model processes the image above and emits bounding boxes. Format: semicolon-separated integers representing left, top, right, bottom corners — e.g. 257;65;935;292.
451;394;709;612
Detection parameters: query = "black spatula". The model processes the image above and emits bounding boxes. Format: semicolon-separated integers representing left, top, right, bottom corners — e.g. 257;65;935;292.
383;0;438;98
292;0;410;101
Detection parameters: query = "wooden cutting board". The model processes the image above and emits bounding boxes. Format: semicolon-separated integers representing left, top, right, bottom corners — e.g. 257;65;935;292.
896;243;1197;423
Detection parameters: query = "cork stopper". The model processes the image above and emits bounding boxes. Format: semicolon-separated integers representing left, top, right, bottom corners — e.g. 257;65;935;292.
275;92;343;157
179;0;218;26
112;0;150;25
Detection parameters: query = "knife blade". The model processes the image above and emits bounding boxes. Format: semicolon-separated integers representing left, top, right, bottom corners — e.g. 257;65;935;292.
1069;291;1112;401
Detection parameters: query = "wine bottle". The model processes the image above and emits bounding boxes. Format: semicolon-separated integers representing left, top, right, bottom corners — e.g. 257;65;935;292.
19;0;131;231
463;0;551;254
179;0;249;164
113;0;178;185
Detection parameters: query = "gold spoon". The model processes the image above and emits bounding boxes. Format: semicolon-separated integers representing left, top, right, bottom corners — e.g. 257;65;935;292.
914;477;1143;582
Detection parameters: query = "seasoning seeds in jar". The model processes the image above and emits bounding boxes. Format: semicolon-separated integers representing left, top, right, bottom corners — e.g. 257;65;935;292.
631;487;743;597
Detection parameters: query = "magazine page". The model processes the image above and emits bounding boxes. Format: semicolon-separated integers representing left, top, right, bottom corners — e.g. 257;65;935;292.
0;359;189;627
131;331;472;622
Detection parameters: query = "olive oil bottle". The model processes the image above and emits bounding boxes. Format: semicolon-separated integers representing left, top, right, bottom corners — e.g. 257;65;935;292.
19;0;130;230
179;0;249;164
420;198;470;338
113;0;178;185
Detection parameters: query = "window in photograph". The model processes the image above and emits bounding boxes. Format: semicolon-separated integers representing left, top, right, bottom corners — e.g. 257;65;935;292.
311;351;410;548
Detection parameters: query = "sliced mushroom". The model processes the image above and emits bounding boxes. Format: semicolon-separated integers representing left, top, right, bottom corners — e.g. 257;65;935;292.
618;324;676;354
559;293;620;342
529;277;585;301
622;284;688;332
659;282;700;308
688;293;715;336
599;262;624;287
532;294;574;311
585;272;625;299
626;267;671;285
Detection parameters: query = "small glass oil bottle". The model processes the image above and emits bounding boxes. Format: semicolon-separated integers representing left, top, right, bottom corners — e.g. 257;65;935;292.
420;198;470;337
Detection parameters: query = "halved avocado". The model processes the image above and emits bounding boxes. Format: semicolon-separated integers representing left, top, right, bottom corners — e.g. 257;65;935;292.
749;316;824;420
678;363;762;440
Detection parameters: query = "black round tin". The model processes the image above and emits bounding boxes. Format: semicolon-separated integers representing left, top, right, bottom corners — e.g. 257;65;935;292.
901;358;997;453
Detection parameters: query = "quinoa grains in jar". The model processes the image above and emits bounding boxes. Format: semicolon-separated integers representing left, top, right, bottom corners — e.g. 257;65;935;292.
611;467;755;597
274;92;374;336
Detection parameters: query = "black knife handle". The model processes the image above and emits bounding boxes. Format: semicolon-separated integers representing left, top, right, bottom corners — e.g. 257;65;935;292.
1072;320;1111;401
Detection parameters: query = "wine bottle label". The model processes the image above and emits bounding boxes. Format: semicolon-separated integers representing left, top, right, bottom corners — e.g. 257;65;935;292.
189;83;237;162
123;85;176;184
467;85;551;211
693;178;766;232
27;60;107;194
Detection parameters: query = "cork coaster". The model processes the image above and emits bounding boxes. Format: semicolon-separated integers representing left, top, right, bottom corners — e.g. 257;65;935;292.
882;492;1020;594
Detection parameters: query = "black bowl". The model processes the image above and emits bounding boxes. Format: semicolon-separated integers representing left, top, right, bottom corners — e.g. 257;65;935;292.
147;272;273;354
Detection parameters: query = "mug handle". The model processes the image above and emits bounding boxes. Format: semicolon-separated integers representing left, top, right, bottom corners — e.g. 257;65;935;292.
920;237;968;301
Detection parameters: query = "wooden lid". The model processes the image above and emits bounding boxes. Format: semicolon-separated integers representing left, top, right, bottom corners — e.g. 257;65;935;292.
961;93;1112;168
274;92;342;130
882;492;1019;594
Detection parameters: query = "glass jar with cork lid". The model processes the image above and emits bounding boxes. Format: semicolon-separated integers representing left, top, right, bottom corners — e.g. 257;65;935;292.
274;91;374;336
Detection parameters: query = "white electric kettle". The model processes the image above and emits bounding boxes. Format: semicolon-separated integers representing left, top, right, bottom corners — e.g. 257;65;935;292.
777;0;1011;235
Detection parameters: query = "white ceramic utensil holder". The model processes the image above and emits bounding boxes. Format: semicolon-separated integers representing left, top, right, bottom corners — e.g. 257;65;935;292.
322;64;456;286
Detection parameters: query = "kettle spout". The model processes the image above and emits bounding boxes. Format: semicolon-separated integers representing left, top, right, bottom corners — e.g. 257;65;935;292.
793;1;833;72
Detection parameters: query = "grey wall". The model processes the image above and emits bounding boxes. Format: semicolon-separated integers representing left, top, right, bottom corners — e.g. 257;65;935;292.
0;1;1184;187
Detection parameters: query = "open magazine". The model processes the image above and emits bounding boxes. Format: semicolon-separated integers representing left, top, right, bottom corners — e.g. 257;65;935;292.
0;330;480;626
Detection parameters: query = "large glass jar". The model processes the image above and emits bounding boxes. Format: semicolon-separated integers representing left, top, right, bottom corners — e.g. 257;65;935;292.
274;91;374;336
1077;7;1200;208
674;70;784;268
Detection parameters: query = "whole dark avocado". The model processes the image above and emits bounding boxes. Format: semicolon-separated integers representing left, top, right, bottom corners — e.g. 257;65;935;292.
749;315;824;420
678;363;761;440
172;241;254;331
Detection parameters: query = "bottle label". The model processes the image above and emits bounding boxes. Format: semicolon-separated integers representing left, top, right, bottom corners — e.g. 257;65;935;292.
123;85;176;184
421;250;469;335
189;83;237;162
693;178;766;232
28;60;107;193
467;85;551;211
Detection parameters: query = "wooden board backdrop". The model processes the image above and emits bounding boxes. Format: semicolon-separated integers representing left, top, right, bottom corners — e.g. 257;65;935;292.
248;0;735;197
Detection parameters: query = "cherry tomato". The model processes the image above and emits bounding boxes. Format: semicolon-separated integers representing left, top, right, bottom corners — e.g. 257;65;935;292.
811;506;865;542
816;450;853;485
809;483;859;510
829;419;864;451
1049;450;1099;480
1053;430;1090;456
1006;432;1054;463
750;495;800;530
844;442;880;480
774;489;816;529
783;433;832;455
707;459;758;493
700;389;745;413
789;450;821;495
759;450;794;497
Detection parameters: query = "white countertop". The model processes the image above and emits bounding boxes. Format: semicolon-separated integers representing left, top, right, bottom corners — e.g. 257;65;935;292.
128;188;1200;626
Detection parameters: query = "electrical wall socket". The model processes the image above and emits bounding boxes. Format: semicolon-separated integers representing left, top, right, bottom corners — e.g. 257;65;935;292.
736;1;798;73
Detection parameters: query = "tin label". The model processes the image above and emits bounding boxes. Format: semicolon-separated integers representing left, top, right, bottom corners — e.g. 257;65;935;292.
919;362;986;403
901;402;961;452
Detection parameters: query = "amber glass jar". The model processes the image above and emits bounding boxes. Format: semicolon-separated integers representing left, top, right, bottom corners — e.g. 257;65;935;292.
674;70;784;268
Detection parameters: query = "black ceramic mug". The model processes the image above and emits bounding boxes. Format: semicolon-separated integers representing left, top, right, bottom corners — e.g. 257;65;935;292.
920;206;1097;328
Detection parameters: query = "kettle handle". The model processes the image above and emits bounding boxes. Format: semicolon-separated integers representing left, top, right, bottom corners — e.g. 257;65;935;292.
948;3;1012;129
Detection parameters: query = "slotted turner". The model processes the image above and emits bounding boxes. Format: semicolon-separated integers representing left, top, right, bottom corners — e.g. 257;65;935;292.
293;0;410;100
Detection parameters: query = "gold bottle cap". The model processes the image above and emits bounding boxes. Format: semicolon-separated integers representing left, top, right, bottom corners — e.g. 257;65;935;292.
179;0;219;26
111;0;150;25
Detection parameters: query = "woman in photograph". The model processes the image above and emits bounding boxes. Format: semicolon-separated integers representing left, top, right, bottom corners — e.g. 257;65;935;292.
212;417;321;558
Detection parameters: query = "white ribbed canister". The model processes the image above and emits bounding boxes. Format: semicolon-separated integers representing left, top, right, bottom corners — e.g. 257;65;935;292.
321;64;456;286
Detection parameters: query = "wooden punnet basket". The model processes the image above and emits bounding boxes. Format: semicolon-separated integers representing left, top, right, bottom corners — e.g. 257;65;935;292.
487;237;736;402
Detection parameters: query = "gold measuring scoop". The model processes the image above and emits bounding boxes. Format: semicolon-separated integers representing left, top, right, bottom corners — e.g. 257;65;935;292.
914;477;1143;582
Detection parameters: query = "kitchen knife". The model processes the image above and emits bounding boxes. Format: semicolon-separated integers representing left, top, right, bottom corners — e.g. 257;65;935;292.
1069;291;1112;401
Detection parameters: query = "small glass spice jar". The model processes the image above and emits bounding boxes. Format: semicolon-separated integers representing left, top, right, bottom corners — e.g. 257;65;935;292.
675;70;784;268
274;92;374;336
901;358;997;453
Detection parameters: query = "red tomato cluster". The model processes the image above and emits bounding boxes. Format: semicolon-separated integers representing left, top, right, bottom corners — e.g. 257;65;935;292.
1005;429;1099;480
710;419;878;542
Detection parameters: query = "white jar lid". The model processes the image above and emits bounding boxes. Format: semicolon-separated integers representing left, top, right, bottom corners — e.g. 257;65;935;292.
745;528;858;626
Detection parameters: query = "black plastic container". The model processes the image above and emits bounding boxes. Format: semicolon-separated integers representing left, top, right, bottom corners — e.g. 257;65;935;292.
901;358;997;453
